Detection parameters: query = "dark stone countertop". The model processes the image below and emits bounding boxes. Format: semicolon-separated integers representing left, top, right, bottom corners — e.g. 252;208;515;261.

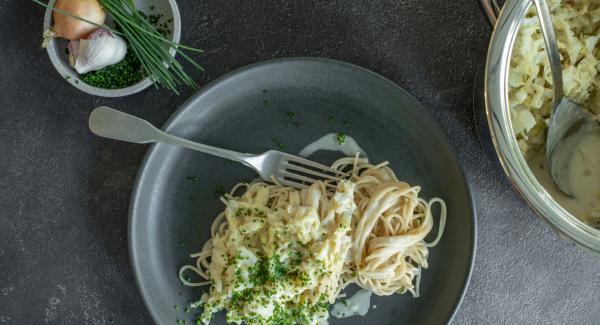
1;0;599;324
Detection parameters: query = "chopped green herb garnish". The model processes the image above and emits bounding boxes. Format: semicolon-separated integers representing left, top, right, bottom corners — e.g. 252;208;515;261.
336;132;346;145
287;111;296;119
148;13;164;25
328;116;336;123
149;5;155;10
272;138;286;149
264;100;272;106
175;305;180;310
186;175;199;181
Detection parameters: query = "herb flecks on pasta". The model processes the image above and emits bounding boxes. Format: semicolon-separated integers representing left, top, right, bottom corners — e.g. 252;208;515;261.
180;157;446;324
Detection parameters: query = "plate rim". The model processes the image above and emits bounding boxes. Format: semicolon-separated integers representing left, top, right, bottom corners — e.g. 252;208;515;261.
129;57;477;324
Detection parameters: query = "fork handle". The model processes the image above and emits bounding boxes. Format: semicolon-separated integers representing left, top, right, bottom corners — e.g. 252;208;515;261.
89;106;254;165
156;130;254;163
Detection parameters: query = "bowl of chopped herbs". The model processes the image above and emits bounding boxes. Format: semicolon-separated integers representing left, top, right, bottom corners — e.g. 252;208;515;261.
38;0;203;97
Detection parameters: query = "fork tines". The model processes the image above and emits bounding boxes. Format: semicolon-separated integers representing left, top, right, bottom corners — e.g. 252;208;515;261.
279;155;347;190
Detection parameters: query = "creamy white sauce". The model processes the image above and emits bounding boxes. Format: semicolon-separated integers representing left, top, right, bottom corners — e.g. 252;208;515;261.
298;135;374;319
317;315;329;325
566;131;600;208
530;155;589;217
330;289;372;319
529;126;600;225
299;133;367;159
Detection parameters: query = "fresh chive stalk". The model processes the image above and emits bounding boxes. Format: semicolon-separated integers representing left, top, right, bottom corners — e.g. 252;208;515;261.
33;0;203;94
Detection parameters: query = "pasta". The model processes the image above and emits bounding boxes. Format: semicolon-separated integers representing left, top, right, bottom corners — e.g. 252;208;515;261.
179;156;446;324
333;158;446;297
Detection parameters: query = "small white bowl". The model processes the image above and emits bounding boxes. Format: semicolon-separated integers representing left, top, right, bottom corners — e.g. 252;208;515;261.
43;0;181;97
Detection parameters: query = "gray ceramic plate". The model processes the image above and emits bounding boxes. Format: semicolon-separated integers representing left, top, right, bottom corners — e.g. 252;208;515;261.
130;58;475;325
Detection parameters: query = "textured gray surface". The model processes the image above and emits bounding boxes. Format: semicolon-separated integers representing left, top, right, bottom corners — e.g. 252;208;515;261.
0;0;598;324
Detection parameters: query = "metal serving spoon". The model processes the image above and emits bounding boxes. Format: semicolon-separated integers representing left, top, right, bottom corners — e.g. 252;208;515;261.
533;0;598;197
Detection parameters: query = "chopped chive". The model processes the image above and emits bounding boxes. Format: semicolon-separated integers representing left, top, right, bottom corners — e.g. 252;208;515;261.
272;138;285;149
336;133;346;145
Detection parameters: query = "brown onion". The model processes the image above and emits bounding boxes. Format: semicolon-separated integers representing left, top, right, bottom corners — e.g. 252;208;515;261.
53;0;106;40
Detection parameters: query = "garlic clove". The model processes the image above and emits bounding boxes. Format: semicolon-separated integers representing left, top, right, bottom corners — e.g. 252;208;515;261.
67;40;80;68
68;28;127;74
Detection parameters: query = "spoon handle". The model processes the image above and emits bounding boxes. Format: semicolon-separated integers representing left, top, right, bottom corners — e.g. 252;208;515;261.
532;0;564;109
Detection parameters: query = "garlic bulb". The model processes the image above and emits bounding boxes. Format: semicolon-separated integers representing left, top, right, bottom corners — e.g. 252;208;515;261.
68;29;127;74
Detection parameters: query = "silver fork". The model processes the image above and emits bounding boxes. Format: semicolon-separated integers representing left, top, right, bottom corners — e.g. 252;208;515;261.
89;106;344;190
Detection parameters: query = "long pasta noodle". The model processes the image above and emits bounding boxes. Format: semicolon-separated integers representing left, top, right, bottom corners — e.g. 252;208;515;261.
179;157;446;324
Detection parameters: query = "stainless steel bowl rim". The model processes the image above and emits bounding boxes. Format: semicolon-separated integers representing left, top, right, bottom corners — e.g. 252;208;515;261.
484;0;600;252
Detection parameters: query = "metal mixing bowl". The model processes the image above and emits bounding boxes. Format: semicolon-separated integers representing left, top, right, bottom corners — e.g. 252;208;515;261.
483;0;600;252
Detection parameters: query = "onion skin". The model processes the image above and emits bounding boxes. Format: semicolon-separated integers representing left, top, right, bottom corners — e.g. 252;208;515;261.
53;0;106;41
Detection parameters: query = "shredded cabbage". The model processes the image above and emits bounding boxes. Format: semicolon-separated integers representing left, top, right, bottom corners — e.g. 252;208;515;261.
509;0;600;156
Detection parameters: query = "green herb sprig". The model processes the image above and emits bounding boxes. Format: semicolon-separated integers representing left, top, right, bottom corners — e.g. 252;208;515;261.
33;0;203;94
